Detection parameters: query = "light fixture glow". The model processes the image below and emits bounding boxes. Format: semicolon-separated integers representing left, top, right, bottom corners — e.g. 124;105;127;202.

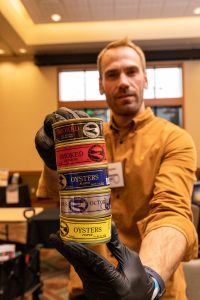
51;14;62;22
193;7;200;15
19;48;27;54
0;49;5;55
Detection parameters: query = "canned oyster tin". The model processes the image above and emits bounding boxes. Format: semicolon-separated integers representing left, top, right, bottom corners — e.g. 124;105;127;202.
55;140;107;169
60;215;112;244
60;188;111;217
58;165;110;191
52;118;104;143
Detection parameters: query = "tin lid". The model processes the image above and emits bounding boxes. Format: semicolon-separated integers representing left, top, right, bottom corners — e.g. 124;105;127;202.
57;163;109;172
52;117;103;128
60;214;112;222
59;187;111;196
55;139;106;148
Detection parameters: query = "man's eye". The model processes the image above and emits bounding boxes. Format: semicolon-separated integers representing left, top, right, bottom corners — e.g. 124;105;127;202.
107;72;118;79
127;69;136;76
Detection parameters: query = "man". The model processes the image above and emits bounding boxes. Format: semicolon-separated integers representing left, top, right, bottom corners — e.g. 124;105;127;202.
35;38;198;299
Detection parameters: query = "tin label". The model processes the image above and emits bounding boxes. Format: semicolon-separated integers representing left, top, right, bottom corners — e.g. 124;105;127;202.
56;142;107;168
58;167;110;191
53;119;104;143
60;192;111;215
60;215;112;243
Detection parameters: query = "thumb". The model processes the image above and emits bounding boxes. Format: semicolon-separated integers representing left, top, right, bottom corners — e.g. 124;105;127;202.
106;223;126;270
44;112;65;139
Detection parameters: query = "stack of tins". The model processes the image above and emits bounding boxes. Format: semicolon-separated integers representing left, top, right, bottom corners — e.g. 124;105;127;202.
52;118;112;245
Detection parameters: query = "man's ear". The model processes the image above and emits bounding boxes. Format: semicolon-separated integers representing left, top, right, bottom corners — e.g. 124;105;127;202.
144;72;148;90
99;78;104;95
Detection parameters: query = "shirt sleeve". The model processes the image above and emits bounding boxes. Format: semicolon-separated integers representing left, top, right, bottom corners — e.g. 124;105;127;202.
36;164;60;202
137;126;198;261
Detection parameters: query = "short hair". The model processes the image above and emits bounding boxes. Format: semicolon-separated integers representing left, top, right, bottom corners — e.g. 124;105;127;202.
97;37;146;78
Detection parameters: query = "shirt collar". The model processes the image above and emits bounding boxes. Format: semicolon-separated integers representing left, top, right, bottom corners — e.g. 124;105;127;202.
109;107;155;132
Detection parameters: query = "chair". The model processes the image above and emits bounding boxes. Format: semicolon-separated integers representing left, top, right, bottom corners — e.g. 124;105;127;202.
183;204;200;300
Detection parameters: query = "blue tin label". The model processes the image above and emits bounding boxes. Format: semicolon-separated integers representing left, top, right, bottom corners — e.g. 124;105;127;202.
58;167;110;191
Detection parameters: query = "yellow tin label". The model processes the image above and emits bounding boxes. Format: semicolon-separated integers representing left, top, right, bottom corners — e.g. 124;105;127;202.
60;215;112;244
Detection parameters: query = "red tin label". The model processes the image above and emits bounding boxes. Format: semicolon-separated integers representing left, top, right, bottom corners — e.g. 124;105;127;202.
56;142;107;168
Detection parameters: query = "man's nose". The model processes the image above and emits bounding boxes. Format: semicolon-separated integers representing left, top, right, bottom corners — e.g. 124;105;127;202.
118;73;129;89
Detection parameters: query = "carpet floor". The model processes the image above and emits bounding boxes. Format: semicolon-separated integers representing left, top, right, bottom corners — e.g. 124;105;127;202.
40;249;70;300
0;223;70;300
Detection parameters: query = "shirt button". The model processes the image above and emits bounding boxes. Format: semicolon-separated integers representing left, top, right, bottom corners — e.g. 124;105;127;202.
116;194;120;199
119;140;123;144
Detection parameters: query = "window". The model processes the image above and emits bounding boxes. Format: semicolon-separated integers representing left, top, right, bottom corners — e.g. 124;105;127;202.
59;70;105;102
58;63;184;126
76;108;110;122
144;67;182;99
152;106;182;127
85;71;105;100
59;71;85;101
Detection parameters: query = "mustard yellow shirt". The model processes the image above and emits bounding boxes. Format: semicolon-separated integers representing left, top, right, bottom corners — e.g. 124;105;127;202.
37;107;198;299
104;107;198;299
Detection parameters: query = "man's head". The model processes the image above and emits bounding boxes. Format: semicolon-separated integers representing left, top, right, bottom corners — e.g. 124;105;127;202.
97;38;148;125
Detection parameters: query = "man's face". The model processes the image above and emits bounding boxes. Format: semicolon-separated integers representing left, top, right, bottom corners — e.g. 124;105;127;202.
99;46;148;118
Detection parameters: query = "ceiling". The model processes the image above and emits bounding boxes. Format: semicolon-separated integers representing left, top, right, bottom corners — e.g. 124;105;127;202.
1;0;200;58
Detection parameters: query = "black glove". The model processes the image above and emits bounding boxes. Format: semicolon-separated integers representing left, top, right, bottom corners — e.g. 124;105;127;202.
35;107;89;170
69;292;88;300
49;223;165;300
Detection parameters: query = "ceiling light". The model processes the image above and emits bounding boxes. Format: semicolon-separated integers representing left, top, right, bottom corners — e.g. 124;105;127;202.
0;49;5;55
19;48;27;54
193;7;200;15
51;14;62;22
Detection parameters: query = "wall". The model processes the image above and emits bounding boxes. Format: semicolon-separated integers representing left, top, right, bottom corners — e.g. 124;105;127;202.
0;57;57;171
0;57;200;171
184;60;200;168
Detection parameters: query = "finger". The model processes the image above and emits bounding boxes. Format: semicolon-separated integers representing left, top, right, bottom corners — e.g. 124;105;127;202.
44;108;84;138
106;223;126;270
73;110;89;118
49;233;119;281
56;107;81;119
49;233;98;282
43;108;89;139
44;112;65;139
35;127;57;170
35;127;54;149
107;224;143;276
57;107;89;119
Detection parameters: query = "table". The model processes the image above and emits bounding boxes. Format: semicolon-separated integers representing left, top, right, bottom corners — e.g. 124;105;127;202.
0;207;44;241
0;207;60;248
0;207;44;222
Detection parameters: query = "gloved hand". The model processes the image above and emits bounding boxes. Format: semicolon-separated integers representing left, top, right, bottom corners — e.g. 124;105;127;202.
49;223;165;300
35;107;89;170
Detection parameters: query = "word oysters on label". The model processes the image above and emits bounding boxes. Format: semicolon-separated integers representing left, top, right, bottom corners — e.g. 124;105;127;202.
58;165;110;191
60;215;112;244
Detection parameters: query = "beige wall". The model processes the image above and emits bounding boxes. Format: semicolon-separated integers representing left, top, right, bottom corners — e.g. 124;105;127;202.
184;60;200;168
0;57;200;171
0;57;57;171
